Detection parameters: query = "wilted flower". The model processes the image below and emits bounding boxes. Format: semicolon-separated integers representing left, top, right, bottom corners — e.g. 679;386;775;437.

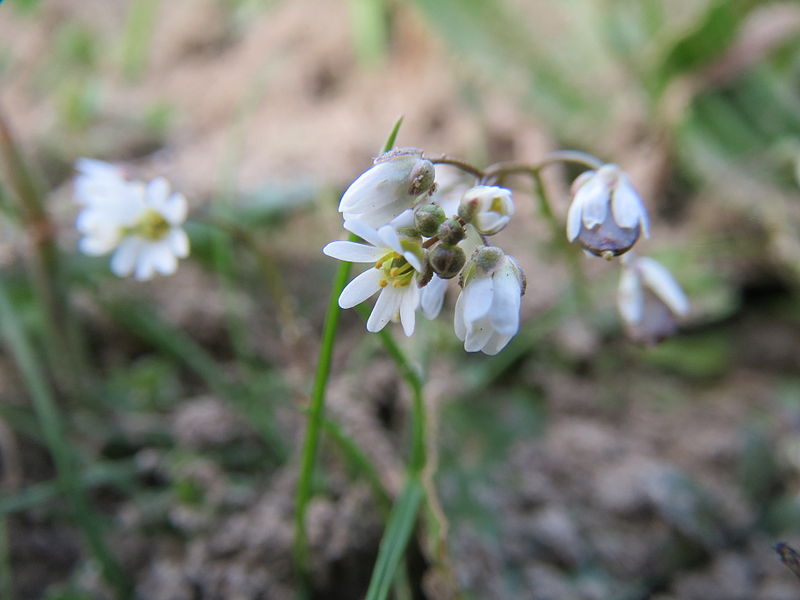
74;160;190;281
454;246;525;355
618;255;689;344
458;185;514;235
338;148;436;228
322;219;425;336
566;164;649;258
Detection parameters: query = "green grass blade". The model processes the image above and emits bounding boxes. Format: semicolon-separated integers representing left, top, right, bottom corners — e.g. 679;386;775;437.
365;477;423;600
0;278;130;598
293;115;404;579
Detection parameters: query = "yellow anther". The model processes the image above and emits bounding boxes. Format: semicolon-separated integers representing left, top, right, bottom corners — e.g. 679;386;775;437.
379;279;388;288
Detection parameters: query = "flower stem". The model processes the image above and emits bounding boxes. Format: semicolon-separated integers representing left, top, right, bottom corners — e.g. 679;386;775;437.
428;156;485;180
0;278;130;599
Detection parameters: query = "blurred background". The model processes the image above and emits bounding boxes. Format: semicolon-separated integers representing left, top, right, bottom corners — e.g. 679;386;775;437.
2;0;800;598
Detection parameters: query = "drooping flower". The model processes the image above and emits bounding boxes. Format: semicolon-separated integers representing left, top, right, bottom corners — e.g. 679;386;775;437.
454;246;525;355
566;164;649;258
617;255;689;344
458;185;514;235
322;219;425;336
74;160;190;281
338;148;436;228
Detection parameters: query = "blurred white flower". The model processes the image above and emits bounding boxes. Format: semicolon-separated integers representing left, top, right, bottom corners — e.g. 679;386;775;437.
74;160;190;281
338;148;435;228
322;219;424;336
454;247;525;355
458;185;514;235
618;255;689;344
566;164;649;258
420;274;448;320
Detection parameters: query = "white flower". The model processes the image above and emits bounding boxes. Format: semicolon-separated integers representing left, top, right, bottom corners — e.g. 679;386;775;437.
420;274;448;319
338;148;435;228
322;219;425;336
618;255;689;344
74;160;190;281
566;164;649;258
458;185;514;235
454;247;525;355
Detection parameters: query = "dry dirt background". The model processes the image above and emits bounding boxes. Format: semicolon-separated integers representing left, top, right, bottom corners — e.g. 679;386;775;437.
2;1;800;599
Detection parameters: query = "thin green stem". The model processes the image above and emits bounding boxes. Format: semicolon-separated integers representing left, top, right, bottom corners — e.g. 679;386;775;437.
0;279;130;598
0;107;88;393
293;117;404;584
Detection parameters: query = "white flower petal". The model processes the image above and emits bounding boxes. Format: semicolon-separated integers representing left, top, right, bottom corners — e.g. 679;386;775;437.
462;275;493;323
611;176;646;230
577;174;610;229
110;237;142;277
464;317;494;352
617;267;644;325
399;284;419;336
161;193;188;225
377;225;403;255
566;195;584;242
339;156;420;213
421;275;447;320
401;250;422;273
168;228;190;258
453;291;466;341
134;246;158;281
338;268;382;308
343;219;383;247
367;286;402;333
488;267;521;336
639;257;689;316
150;241;178;275
481;332;513;355
323;241;383;263
145;177;170;208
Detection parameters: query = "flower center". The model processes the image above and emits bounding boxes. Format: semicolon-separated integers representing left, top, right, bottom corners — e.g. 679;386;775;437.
134;209;170;240
375;251;415;288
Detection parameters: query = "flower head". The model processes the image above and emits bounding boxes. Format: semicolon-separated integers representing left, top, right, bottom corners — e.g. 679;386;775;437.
74;160;190;281
322;219;425;336
338;148;436;228
454;246;525;355
618;255;689;344
566;164;649;258
458;185;514;235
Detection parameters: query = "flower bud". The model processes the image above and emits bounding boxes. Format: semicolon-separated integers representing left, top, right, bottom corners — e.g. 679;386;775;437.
458;185;514;235
566;164;649;257
436;218;466;245
413;203;446;237
429;243;466;279
339;148;436;227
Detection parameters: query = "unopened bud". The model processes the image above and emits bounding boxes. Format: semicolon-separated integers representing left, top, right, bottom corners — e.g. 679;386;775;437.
436;218;466;245
429;244;466;279
414;203;446;237
408;159;436;197
457;186;514;235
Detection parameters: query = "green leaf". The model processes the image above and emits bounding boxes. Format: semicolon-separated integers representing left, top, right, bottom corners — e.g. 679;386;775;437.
365;478;423;600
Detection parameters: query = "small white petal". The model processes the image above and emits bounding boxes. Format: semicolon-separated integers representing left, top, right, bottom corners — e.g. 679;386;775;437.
399;284;419;336
462;275;493;324
145;177;170;208
389;209;415;229
161;193;188;225
134;246;158;281
566;195;584;242
612;176;647;230
577;175;610;229
639;257;690;316
343;219;383;247
453;291;467;341
377;225;403;254
617;267;644;325
421;275;447;320
367;287;402;333
110;237;142;277
464;318;494;352
488;268;521;336
481;332;513;355
150;242;178;274
401;250;422;273
168;228;190;258
338;268;382;308
323;241;383;263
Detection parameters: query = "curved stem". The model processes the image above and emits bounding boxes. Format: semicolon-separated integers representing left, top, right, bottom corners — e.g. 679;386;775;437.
484;150;604;183
428;156;485;180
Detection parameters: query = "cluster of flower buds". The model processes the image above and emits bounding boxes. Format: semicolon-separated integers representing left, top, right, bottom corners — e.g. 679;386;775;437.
74;159;190;281
323;148;524;355
325;145;690;353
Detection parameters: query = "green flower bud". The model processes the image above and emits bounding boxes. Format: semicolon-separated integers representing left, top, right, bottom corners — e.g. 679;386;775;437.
413;203;446;237
436;218;466;245
429;243;466;279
